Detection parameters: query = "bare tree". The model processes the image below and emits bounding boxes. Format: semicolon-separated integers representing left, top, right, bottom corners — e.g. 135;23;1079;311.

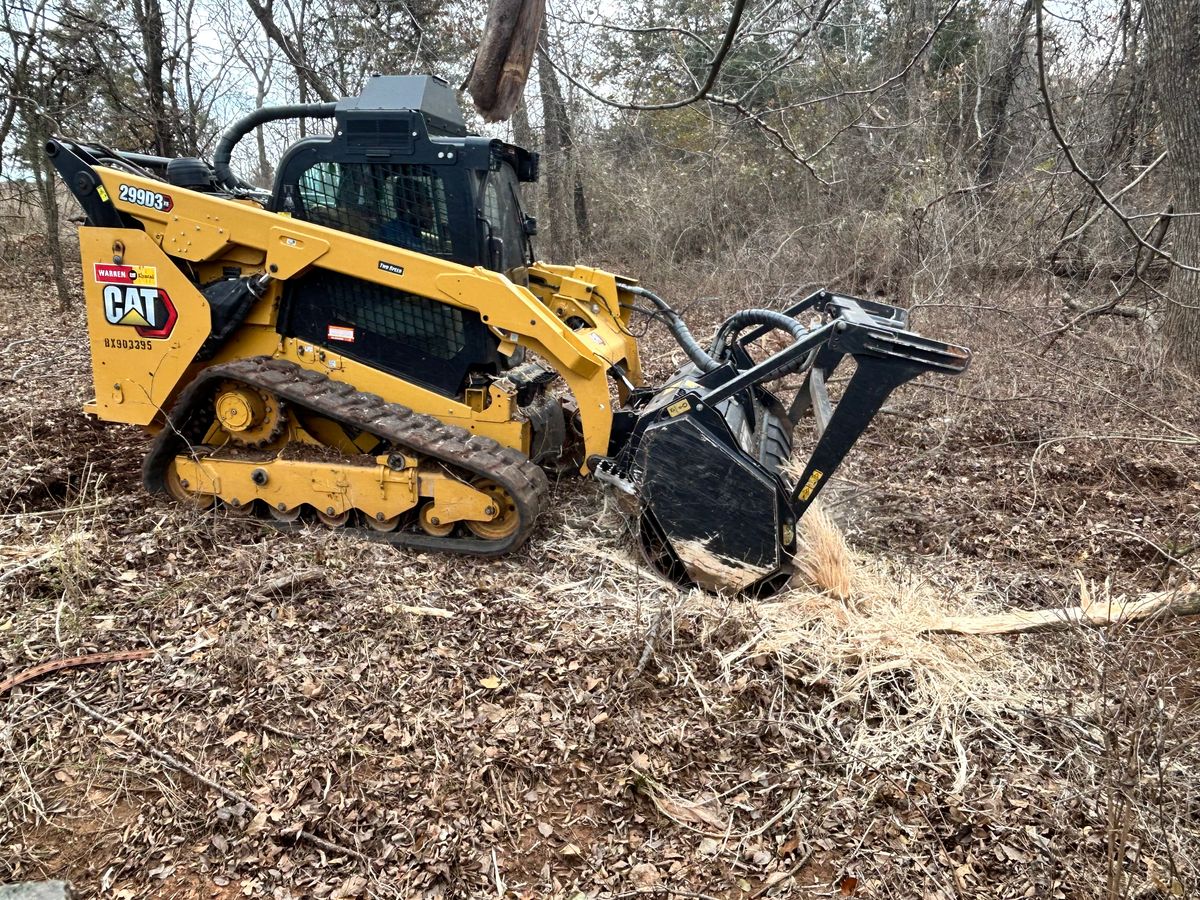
0;0;54;170
245;0;337;102
129;0;175;156
536;42;583;261
976;0;1034;186
1144;0;1200;373
227;6;280;183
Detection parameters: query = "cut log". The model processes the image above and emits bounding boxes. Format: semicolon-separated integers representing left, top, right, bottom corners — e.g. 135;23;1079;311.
928;582;1200;635
464;0;545;122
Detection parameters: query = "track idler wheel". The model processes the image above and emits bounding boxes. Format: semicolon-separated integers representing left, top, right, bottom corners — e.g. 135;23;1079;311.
165;458;215;510
466;479;520;541
214;381;286;447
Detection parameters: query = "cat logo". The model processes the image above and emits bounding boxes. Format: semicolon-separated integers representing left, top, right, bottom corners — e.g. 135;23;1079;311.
102;284;177;339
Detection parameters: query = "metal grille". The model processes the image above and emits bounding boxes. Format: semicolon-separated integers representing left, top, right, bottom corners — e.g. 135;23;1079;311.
296;162;455;256
301;269;466;359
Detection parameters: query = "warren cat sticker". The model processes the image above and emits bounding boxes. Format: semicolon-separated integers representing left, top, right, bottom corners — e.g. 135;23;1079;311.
327;325;356;343
102;284;177;339
95;263;157;286
117;184;173;212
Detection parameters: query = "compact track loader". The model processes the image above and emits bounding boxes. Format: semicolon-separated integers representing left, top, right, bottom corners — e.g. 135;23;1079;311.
48;75;970;595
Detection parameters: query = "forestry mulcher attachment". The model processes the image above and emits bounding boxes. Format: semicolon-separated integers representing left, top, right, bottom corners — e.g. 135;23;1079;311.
48;75;970;595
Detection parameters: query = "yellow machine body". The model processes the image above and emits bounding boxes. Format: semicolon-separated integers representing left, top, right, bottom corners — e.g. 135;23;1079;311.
58;154;652;550
80;166;642;466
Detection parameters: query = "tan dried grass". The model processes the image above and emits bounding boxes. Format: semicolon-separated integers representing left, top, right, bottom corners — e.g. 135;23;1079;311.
747;506;1037;765
549;493;1039;773
790;504;853;600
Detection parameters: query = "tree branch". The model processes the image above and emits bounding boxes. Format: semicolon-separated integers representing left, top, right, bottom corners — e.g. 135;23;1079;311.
1033;0;1200;273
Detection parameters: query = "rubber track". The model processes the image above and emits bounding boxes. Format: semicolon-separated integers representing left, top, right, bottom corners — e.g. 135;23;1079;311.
143;357;549;556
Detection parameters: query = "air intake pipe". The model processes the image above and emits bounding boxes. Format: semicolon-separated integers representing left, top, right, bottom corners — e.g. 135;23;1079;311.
212;102;338;189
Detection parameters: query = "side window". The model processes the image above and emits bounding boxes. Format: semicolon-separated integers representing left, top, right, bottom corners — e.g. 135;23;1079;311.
480;164;527;272
293;162;456;258
283;269;496;397
298;162;341;227
377;167;455;256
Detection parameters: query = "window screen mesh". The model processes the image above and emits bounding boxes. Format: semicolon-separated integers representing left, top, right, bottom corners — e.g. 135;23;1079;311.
299;269;466;360
296;162;455;257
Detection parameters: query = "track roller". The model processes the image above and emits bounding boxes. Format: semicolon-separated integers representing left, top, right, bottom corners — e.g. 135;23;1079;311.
419;503;454;536
317;508;350;528
268;504;303;523
366;512;402;532
223;499;257;517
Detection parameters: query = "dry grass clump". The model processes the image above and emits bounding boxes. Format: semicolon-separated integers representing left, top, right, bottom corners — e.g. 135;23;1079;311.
790;503;854;600
752;506;1038;770
546;492;1039;779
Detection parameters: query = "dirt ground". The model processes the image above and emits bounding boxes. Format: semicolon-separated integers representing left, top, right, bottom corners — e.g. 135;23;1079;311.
2;250;1199;899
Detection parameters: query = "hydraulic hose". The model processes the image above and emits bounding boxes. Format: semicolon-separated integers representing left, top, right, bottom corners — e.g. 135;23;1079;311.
710;308;814;380
623;284;722;372
212;101;338;189
710;308;808;359
624;286;812;379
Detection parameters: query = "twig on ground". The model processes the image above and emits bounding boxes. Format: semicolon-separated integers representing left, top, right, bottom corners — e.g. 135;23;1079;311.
69;696;372;864
750;849;814;898
0;547;59;587
0;649;155;696
252;568;325;598
397;604;455;619
632;598;671;678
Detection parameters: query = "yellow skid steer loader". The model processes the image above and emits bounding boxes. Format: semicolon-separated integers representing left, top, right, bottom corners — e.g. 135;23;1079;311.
48;75;969;594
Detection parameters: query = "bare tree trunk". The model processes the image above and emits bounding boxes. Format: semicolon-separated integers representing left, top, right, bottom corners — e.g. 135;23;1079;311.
298;76;309;137
977;0;1034;185
511;94;540;230
131;0;175;156
174;0;203;156
512;93;535;150
573;169;589;253
0;0;48;172
32;141;70;309
252;57;274;185
536;44;575;262
1144;0;1200;374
